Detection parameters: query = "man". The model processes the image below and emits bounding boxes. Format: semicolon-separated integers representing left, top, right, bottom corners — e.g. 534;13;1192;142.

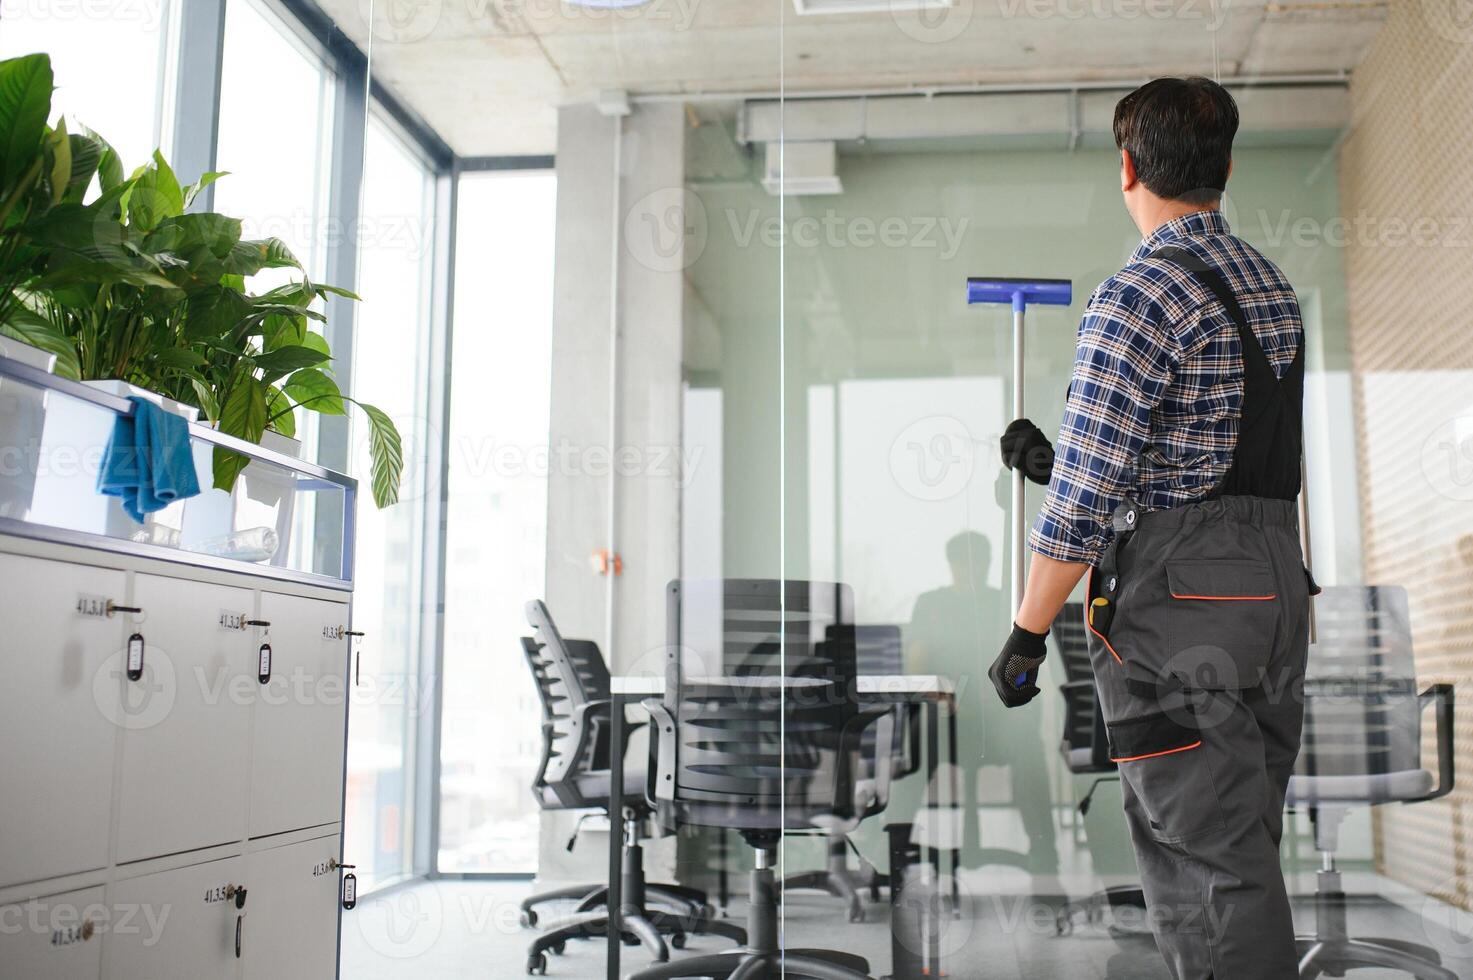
988;77;1314;978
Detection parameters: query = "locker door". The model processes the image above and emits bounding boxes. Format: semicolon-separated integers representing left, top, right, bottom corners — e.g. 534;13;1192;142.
102;856;244;980
0;884;105;980
240;835;341;980
0;553;124;888
248;593;350;838
114;574;255;864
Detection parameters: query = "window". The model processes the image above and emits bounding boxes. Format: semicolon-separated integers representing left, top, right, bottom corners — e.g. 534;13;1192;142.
341;114;437;892
0;0;176;168
436;170;556;874
213;0;334;285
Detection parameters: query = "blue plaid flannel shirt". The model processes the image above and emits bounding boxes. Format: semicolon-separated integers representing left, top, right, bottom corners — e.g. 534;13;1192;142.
1029;209;1304;566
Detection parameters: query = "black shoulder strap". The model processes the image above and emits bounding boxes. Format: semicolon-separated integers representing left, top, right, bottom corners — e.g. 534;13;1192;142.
1147;244;1266;364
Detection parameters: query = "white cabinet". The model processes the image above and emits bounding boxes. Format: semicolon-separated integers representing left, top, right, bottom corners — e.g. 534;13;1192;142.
0;555;124;888
114;575;256;864
249;593;350;839
101;857;245;980
0;885;106;980
241;835;342;980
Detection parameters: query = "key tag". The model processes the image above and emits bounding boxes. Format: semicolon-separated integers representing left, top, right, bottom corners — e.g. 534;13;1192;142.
126;633;146;682
342;873;357;910
257;638;272;686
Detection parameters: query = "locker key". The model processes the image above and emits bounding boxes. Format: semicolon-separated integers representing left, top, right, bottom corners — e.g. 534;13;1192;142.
106;600;143;617
235;887;248;910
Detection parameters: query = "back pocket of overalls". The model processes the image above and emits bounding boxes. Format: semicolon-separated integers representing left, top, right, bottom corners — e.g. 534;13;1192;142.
1163;559;1279;690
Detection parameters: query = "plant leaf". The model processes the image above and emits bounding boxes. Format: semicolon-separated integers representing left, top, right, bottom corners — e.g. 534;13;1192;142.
0;53;53;193
316;283;361;301
63;131;102;203
126;149;183;231
253;343;329;382
182;170;227;211
283;367;345;415
46;117;70;204
212;375;269;493
264;384;296;440
212;446;251;494
88;128;124;192
357;401;403;509
0;308;80;380
184;285;248;341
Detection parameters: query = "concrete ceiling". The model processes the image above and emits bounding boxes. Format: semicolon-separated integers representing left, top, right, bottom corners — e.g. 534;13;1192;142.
317;0;1386;157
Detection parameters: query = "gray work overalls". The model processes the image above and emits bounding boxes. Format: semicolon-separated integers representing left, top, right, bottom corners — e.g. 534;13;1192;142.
1085;246;1315;979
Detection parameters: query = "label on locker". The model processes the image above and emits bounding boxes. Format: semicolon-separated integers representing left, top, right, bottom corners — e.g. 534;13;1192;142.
76;594;109;618
218;610;246;631
257;643;272;685
322;624;345;641
126;633;145;682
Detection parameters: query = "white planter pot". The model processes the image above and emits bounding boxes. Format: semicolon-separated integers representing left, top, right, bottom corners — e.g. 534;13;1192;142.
180;427;303;566
0;336;57;521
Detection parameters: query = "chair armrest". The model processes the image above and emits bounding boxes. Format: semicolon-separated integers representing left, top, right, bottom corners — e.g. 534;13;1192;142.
642;699;678;806
1417;683;1455;802
842;704;896;814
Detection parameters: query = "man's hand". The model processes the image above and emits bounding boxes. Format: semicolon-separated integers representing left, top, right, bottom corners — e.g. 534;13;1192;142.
988;623;1049;708
1000;418;1055;486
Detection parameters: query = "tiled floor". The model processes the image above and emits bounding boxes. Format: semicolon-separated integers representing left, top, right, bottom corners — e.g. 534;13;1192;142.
341;873;1473;979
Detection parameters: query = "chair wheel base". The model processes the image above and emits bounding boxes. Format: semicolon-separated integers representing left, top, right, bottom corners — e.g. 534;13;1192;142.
526;952;547;975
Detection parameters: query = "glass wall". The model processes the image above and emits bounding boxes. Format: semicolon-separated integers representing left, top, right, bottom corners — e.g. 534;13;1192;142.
437;169;557;874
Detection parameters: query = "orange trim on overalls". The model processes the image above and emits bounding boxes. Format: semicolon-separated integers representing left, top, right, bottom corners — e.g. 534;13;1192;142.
1085;568;1123;664
1170;592;1278;601
1111;741;1202;763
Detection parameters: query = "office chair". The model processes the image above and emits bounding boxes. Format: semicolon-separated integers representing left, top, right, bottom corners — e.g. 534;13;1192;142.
1289;585;1456;980
1050;602;1149;936
631;578;895;980
518;601;745;975
780;624;921;920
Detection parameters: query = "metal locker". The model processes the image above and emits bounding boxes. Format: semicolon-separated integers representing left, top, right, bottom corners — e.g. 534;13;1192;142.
0;554;125;888
248;593;351;839
113;574;256;864
240;834;342;980
101;856;244;980
0;884;105;980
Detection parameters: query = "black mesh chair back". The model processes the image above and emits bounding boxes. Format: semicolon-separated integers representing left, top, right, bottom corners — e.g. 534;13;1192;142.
523;600;615;809
1296;585;1422;783
855;624;921;781
650;579;872;832
1053;602;1111;773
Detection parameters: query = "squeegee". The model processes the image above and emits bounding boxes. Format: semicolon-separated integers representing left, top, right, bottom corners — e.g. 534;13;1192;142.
967;276;1073;617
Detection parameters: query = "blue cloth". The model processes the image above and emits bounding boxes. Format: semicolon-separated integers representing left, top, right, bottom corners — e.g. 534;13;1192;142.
97;396;202;522
1029;210;1304;566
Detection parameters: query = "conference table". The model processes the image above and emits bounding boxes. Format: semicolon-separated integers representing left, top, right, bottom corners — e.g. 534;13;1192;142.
604;674;959;978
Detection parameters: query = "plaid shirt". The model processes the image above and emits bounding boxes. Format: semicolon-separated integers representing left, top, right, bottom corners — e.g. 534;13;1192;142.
1029;209;1303;566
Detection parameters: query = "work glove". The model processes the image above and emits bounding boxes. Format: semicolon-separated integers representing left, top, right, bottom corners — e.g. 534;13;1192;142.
999;418;1055;486
988;623;1049;708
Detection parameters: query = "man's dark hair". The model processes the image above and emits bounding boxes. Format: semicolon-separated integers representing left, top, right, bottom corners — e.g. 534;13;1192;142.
1113;76;1239;204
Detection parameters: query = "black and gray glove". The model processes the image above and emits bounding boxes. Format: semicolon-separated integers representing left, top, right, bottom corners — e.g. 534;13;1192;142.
988;623;1049;708
999;418;1054;486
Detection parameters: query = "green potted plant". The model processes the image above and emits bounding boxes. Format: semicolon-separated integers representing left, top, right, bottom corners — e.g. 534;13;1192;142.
0;52;403;516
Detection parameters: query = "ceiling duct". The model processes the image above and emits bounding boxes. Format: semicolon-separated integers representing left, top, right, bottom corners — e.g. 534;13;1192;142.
762;141;844;196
